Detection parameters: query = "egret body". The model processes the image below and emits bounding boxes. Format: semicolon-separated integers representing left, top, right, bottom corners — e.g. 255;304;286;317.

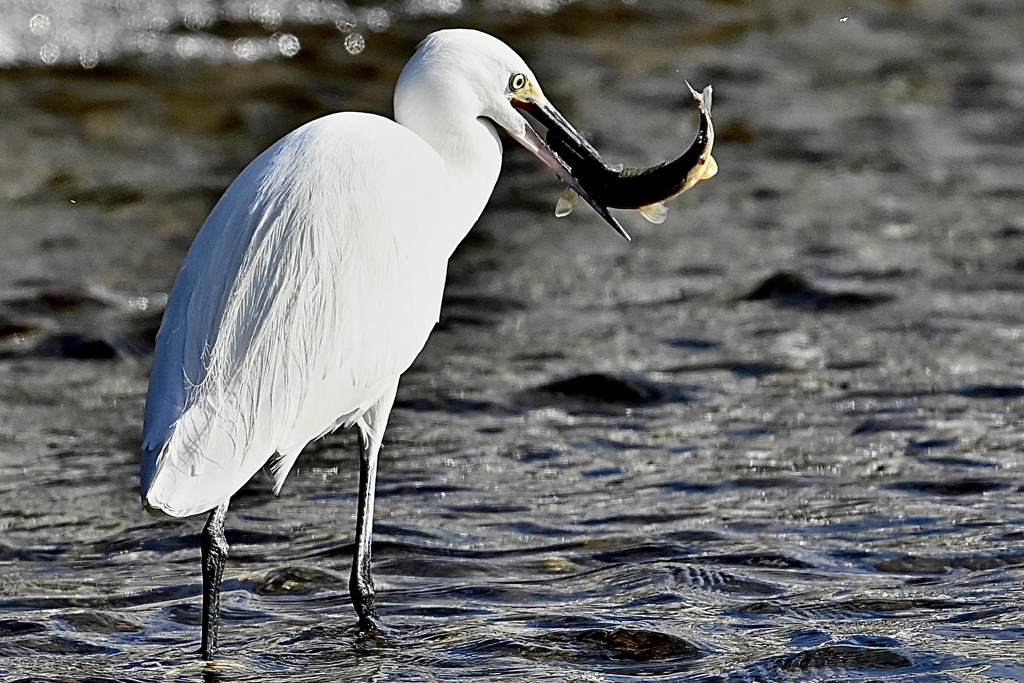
140;28;626;659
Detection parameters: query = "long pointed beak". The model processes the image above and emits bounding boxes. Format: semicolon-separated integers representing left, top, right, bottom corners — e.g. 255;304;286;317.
509;98;631;241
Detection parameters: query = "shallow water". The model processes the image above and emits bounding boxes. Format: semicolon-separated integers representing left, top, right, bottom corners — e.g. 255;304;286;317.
2;0;1024;680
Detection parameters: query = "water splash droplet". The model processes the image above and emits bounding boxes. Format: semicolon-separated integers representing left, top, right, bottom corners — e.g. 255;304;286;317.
79;48;99;69
39;43;60;64
344;32;365;55
184;10;215;30
233;37;262;61
29;14;51;35
277;33;300;58
258;9;282;30
366;8;390;32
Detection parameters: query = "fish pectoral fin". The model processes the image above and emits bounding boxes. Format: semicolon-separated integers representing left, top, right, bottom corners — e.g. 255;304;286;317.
702;155;718;180
555;187;579;218
639;202;668;224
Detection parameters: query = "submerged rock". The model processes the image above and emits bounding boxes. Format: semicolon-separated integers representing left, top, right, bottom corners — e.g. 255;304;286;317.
533;372;677;406
742;271;892;312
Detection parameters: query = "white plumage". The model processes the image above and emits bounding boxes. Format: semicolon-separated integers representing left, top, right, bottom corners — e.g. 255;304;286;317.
141;113;454;517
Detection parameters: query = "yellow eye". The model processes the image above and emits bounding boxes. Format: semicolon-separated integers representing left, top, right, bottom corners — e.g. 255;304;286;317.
509;72;528;92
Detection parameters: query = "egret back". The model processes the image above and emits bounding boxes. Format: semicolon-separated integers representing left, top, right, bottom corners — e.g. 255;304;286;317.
141;112;453;518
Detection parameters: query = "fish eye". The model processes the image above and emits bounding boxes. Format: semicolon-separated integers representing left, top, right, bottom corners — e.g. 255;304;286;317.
509;72;528;92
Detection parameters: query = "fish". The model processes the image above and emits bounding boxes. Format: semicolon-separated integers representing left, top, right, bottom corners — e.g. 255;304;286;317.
547;82;717;225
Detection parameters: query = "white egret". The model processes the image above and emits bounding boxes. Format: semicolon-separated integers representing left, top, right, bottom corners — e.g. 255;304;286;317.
140;28;630;659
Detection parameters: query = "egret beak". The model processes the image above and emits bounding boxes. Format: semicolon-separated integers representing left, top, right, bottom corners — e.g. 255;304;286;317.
509;97;631;241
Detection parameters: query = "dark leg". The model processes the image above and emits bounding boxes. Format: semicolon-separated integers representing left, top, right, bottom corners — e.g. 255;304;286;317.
351;428;383;630
200;501;229;660
350;382;398;631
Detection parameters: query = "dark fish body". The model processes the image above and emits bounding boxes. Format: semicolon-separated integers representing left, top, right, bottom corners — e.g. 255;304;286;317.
547;84;717;224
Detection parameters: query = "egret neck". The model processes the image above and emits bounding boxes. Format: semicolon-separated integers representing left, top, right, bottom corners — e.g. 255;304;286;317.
393;43;504;256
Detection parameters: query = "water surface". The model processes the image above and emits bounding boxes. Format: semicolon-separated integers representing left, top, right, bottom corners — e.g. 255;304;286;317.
1;1;1023;680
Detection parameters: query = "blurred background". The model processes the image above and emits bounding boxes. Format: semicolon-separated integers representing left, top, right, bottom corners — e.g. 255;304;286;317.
1;1;1023;680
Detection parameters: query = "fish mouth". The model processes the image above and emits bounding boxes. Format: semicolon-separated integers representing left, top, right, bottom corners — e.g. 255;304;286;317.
509;97;631;241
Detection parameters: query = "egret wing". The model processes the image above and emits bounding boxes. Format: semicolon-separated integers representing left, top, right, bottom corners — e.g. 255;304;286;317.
141;113;450;517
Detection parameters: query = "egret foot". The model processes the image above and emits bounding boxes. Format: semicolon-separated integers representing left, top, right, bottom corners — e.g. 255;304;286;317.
350;566;385;632
200;502;229;660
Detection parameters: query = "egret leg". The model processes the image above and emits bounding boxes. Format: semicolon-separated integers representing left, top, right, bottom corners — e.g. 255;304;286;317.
350;381;398;631
200;501;230;660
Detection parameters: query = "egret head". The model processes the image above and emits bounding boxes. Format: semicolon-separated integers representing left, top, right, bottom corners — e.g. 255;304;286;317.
395;29;629;240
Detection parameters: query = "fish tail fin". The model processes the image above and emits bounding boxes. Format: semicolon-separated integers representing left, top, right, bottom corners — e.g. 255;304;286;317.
685;81;713;112
639;202;668;224
555;188;579;218
685;80;700;104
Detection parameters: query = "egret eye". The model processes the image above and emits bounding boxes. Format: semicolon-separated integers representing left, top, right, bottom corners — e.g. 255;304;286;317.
509;72;528;92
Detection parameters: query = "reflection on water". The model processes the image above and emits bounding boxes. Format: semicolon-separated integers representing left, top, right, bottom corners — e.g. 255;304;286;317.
0;0;549;67
2;0;1024;680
